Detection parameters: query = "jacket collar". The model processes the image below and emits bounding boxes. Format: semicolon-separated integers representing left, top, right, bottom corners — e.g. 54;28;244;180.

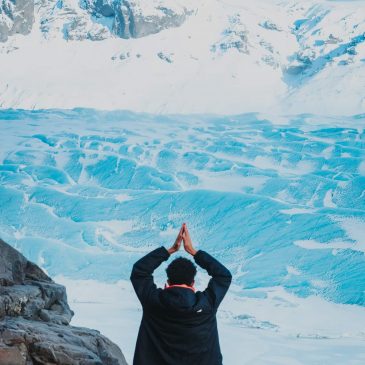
164;283;196;292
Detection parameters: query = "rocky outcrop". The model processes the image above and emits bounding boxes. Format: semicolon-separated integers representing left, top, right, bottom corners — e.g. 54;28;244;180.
0;0;191;42
0;0;35;42
83;0;191;39
0;239;128;365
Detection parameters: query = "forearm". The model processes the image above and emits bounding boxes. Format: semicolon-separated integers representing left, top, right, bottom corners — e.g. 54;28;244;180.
130;247;169;305
167;246;187;255
195;250;232;308
130;247;170;280
194;250;232;281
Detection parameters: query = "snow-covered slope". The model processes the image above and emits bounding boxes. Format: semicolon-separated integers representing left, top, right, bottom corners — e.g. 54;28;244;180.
0;0;364;114
1;108;365;364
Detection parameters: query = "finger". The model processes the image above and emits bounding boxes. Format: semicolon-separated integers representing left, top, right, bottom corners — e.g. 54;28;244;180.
175;228;183;242
179;224;184;234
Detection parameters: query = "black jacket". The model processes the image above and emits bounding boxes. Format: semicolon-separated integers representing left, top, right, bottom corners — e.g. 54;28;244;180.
130;247;232;365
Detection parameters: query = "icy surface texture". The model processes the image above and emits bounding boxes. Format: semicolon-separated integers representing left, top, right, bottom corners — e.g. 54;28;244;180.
0;109;364;306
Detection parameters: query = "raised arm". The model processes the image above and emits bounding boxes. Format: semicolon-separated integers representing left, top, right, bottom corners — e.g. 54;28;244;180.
182;224;232;310
130;224;184;306
130;246;170;306
194;250;232;310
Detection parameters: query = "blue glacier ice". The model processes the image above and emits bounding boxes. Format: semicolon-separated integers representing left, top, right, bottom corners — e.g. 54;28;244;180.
0;109;364;306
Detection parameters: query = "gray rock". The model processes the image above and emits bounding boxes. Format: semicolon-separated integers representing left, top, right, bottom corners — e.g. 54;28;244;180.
0;239;73;325
211;15;248;55
63;16;111;41
83;0;191;39
0;318;126;365
326;33;342;44
0;239;128;365
157;51;173;63
0;344;27;365
0;0;35;42
0;239;49;286
115;1;189;39
259;20;282;32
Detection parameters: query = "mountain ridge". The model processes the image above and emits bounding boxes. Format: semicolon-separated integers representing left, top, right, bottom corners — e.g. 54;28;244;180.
0;0;364;114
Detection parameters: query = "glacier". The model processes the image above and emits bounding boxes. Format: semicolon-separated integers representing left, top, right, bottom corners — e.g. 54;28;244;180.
1;108;365;363
1;109;364;303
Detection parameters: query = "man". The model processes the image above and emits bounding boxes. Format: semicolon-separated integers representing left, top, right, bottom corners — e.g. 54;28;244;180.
130;223;232;365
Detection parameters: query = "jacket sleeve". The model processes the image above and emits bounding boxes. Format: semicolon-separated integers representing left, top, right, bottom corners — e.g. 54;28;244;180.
194;250;232;310
130;246;170;306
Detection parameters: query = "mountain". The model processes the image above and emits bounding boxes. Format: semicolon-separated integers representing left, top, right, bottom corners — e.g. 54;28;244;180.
0;0;364;114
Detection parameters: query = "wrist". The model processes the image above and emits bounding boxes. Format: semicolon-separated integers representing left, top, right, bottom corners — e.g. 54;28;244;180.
167;247;175;255
189;248;197;256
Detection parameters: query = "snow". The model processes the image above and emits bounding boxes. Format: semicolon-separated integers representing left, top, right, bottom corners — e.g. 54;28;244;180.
0;0;365;114
57;276;365;365
294;239;355;251
280;208;317;215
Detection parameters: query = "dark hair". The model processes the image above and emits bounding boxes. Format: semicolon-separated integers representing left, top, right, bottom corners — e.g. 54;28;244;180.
166;257;197;285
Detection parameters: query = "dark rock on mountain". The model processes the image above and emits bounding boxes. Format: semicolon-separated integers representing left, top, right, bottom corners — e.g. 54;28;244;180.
83;0;191;39
0;0;35;42
0;0;191;42
0;239;128;365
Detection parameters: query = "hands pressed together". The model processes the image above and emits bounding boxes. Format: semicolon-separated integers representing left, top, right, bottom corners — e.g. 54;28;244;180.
167;223;197;256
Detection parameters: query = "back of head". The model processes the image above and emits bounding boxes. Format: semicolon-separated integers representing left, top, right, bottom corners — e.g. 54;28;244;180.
166;257;197;285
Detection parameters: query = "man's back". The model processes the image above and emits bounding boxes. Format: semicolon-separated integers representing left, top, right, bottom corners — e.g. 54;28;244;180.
130;246;232;365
